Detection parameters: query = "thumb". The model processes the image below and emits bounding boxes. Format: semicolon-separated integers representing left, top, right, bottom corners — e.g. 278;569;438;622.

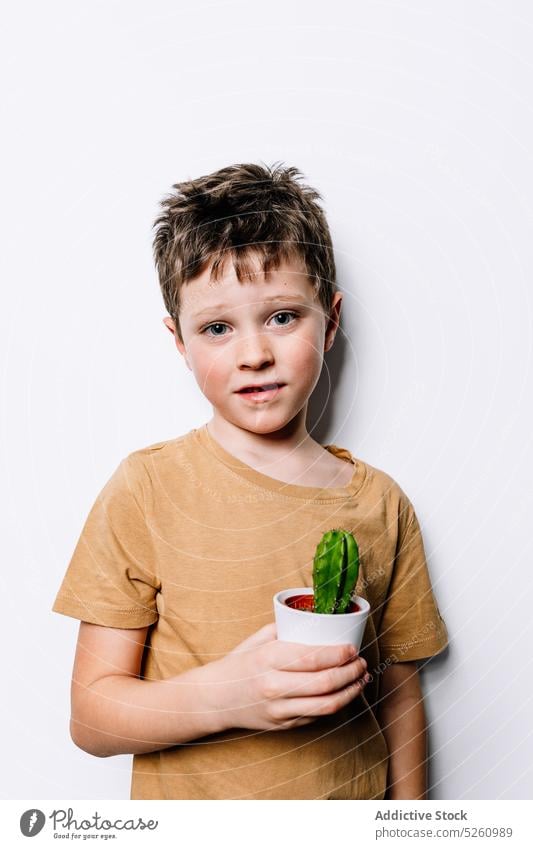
228;621;278;655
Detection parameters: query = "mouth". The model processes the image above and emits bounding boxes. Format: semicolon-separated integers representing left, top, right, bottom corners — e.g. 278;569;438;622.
235;383;285;401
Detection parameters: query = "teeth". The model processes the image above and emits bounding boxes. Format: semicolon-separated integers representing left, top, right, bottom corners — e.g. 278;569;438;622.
242;384;277;392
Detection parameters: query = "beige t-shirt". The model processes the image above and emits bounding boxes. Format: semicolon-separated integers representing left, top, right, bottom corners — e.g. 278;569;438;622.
52;424;449;800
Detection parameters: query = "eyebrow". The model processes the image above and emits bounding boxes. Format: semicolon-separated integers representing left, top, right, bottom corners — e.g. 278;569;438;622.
193;294;307;318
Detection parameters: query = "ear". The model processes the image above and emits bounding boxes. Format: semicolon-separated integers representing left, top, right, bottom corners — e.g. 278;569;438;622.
324;292;343;353
163;316;176;336
162;317;191;370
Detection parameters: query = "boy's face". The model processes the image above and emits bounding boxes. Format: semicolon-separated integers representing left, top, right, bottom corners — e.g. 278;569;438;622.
163;251;342;435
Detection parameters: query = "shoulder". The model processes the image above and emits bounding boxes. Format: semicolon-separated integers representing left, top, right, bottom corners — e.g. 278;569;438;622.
126;430;191;461
116;430;194;499
124;429;193;468
355;454;417;533
361;458;409;499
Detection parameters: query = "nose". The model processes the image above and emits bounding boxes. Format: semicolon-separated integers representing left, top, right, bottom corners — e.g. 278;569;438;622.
235;331;274;370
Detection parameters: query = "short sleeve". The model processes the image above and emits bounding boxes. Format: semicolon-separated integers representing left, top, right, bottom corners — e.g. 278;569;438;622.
52;456;161;628
377;504;448;662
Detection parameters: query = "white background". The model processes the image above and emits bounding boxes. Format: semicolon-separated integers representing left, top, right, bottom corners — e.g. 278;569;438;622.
1;0;532;801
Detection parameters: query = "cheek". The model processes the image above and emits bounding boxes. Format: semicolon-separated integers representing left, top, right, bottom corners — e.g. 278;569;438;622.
286;328;324;377
188;343;229;392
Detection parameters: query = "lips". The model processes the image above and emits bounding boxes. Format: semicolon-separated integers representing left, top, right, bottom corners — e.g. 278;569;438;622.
236;383;284;393
236;383;286;402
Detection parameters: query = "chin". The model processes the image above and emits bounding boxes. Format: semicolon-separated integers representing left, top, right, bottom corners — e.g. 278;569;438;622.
221;409;295;435
243;422;288;435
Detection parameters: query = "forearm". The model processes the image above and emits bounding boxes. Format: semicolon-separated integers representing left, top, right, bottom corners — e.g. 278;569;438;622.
376;666;428;800
71;661;228;758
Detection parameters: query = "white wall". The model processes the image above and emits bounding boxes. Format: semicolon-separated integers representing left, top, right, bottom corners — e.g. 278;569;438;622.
2;0;532;800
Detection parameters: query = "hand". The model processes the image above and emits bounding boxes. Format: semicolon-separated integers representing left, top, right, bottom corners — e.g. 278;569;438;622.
207;622;370;732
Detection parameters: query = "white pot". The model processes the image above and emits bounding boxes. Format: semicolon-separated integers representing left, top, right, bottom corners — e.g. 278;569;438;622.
273;588;370;648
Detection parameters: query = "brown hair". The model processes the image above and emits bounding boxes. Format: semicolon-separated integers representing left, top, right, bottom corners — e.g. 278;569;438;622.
152;161;337;342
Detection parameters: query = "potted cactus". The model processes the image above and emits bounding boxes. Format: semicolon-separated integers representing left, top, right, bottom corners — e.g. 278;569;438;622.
273;529;370;648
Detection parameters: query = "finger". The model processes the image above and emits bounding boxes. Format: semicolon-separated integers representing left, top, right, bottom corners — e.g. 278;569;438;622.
273;658;368;699
229;622;278;654
276;676;368;721
276;716;316;730
275;641;357;672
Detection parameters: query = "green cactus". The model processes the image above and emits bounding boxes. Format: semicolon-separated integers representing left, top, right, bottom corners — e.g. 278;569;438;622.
312;529;359;614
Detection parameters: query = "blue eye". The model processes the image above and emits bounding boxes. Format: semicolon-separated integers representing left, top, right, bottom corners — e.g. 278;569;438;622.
271;311;298;326
201;311;299;337
202;322;228;337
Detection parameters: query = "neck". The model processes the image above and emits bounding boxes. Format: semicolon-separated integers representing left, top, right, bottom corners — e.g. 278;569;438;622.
207;409;321;465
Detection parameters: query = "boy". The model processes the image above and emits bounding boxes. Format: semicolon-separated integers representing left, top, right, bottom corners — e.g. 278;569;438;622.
52;161;448;800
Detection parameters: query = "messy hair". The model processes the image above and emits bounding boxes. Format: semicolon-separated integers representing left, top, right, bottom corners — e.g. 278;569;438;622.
152;161;337;342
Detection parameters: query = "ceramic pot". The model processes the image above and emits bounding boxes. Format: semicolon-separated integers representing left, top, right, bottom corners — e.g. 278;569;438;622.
273;587;370;648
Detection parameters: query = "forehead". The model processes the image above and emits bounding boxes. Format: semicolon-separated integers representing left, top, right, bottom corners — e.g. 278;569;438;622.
181;253;317;316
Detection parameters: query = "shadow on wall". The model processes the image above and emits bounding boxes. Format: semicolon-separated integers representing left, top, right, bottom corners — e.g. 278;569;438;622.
421;650;450;800
306;253;354;445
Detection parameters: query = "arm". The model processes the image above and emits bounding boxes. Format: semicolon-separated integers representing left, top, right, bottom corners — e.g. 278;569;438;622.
70;621;371;759
70;622;226;758
375;661;428;800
